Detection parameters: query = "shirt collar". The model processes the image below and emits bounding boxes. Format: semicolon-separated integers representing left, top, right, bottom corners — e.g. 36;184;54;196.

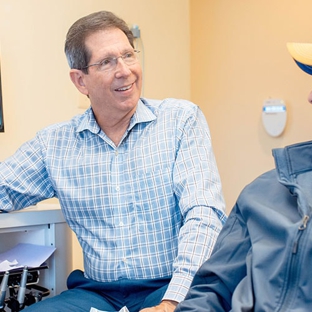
128;99;156;131
76;107;101;134
76;99;156;134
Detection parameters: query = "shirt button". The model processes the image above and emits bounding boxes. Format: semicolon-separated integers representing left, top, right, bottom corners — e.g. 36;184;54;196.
122;258;127;263
119;222;124;226
116;186;120;191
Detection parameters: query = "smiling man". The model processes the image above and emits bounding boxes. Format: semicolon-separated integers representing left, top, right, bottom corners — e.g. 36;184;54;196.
69;27;142;146
0;11;226;312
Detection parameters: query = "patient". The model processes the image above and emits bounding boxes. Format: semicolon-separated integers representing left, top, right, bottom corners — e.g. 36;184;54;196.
175;42;312;311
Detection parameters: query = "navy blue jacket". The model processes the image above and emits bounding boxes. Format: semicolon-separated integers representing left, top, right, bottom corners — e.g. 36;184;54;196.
176;141;312;311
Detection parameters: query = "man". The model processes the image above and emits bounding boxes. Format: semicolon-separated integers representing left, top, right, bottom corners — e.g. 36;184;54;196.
176;42;312;311
0;11;226;312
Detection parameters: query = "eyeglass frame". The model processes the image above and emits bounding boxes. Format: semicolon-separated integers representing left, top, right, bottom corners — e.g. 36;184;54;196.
79;49;140;72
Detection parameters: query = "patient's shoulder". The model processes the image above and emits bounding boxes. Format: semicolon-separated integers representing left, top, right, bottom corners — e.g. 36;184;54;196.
236;169;296;215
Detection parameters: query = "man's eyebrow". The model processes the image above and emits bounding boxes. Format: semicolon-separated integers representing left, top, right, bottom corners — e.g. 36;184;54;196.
103;48;134;57
92;48;134;63
94;53;112;62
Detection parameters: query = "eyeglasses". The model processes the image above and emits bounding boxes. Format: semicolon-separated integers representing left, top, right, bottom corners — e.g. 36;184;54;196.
81;50;140;72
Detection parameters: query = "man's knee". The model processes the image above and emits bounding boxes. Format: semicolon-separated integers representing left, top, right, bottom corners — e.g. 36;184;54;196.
23;289;114;312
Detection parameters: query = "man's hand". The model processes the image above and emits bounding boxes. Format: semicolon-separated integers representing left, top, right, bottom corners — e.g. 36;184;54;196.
140;300;178;312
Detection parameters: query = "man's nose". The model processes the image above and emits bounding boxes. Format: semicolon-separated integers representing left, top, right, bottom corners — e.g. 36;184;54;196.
115;58;131;76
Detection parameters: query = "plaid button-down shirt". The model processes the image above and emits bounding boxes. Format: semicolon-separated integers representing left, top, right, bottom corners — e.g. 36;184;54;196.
0;98;226;302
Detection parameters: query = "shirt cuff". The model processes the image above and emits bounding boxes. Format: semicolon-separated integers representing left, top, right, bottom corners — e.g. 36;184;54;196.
162;274;194;303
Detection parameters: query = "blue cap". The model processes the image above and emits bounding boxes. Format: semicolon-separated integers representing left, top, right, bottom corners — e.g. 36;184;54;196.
287;42;312;75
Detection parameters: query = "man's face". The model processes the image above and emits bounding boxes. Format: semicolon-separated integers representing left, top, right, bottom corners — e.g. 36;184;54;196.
75;27;142;119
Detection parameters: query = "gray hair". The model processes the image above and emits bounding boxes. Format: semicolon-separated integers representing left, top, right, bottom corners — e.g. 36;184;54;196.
65;11;134;73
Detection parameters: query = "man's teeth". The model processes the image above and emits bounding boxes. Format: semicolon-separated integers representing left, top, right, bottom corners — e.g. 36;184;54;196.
117;85;131;91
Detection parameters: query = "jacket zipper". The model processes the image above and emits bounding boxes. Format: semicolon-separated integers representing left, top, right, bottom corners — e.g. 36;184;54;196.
278;215;309;311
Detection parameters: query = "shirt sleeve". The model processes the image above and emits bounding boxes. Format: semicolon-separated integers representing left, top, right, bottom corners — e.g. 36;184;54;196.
0;135;55;211
162;106;227;302
175;203;251;311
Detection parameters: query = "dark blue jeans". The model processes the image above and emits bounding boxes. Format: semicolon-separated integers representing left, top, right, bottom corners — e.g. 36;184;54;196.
24;270;170;312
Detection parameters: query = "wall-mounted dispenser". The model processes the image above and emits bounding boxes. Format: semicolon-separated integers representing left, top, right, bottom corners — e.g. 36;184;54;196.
262;98;287;137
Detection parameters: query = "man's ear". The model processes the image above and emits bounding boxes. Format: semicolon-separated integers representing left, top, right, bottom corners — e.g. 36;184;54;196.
69;69;89;95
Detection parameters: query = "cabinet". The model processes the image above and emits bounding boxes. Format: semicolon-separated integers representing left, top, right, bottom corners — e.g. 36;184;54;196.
0;203;72;299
